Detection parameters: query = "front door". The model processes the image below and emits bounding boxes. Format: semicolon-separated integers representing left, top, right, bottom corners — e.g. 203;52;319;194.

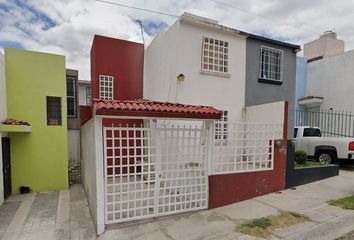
2;137;11;199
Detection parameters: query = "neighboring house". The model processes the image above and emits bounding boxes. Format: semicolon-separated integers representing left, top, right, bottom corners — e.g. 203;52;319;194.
304;30;344;61
296;32;354;136
295;57;308;110
304;50;354;112
78;80;91;106
66;69;82;185
0;48;68;200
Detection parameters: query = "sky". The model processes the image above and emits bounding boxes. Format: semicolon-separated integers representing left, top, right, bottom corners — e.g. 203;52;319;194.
1;0;354;80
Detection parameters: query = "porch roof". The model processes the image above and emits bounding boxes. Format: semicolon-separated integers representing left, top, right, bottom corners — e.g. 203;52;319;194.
298;95;324;106
93;99;222;119
0;118;31;133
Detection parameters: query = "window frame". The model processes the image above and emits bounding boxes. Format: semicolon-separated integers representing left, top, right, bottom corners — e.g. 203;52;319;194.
215;110;228;141
66;76;77;118
259;46;283;83
99;75;114;100
46;96;62;126
86;85;91;105
201;36;229;75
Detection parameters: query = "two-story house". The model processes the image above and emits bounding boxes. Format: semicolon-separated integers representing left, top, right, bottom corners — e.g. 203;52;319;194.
145;12;299;174
0;48;69;205
80;13;297;234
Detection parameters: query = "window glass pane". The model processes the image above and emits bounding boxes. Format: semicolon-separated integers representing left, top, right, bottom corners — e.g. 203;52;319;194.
66;76;76;117
259;46;283;81
47;97;62;126
99;75;114;100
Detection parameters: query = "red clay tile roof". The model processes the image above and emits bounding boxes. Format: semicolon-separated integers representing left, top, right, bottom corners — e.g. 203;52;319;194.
94;99;222;119
2;119;30;126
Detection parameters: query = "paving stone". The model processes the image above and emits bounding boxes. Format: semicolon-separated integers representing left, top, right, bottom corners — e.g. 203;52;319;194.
214;199;279;220
285;212;354;240
165;213;236;240
0;201;21;239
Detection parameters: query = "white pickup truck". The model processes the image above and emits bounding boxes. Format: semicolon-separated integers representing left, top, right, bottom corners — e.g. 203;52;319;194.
294;126;354;164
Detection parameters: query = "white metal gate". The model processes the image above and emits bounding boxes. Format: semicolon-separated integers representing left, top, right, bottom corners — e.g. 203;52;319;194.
104;122;209;224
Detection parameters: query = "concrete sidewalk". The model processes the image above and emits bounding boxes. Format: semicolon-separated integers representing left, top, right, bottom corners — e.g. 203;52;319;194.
1;171;354;240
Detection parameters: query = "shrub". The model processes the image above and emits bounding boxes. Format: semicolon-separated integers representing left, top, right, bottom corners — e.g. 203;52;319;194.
295;150;307;164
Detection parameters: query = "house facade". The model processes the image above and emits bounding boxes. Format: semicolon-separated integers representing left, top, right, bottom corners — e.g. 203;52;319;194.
78;12;294;235
245;35;299;138
0;48;68;199
78;80;91;106
304;50;354;112
144;13;247;123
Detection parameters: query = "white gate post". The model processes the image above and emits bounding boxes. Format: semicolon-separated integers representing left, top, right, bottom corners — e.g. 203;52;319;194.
151;120;161;215
205;120;215;176
94;116;105;235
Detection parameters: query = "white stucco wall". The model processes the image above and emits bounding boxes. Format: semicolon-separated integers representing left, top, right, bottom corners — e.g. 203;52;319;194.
304;34;344;59
144;17;247;123
245;101;285;124
81;117;104;234
306;50;354;112
68;130;80;163
244;101;285;138
0;51;6;206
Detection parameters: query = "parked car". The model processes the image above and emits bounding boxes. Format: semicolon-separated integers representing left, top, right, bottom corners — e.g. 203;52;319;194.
293;126;354;164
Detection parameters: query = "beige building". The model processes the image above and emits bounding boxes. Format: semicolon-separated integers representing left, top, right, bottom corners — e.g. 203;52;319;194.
304;31;344;60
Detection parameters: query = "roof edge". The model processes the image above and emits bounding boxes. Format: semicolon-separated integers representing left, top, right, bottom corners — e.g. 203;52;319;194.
248;34;301;52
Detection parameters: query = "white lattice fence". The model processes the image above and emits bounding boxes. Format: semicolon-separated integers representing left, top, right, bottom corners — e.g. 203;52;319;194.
212;122;283;174
103;122;209;224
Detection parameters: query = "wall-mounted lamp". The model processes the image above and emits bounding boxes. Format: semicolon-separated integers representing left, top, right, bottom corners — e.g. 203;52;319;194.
177;73;185;82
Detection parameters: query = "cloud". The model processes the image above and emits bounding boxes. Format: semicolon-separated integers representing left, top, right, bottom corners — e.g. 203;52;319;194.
0;0;354;79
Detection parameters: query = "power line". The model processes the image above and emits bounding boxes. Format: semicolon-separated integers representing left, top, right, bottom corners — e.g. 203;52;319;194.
93;0;179;18
208;0;320;36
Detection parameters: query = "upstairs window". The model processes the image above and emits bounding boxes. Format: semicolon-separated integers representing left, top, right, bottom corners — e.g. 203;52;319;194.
47;97;62;126
66;76;76;117
86;85;91;105
99;75;113;100
215;110;228;140
260;46;283;82
202;37;229;73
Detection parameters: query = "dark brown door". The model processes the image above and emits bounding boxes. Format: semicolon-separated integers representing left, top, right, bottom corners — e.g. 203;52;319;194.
2;137;11;199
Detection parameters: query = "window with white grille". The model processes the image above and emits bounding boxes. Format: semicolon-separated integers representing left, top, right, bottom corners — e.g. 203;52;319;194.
66;76;76;118
99;75;113;100
215;110;228;140
202;37;229;73
260;46;283;82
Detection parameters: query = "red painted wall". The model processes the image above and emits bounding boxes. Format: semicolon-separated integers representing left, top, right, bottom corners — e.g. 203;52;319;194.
90;35;144;103
208;102;288;209
80;106;92;126
103;118;144;176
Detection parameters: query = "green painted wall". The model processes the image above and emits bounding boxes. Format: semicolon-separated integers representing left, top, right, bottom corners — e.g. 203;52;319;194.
5;48;68;193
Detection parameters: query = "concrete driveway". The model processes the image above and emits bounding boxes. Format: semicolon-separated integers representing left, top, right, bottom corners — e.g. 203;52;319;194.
1;171;354;240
